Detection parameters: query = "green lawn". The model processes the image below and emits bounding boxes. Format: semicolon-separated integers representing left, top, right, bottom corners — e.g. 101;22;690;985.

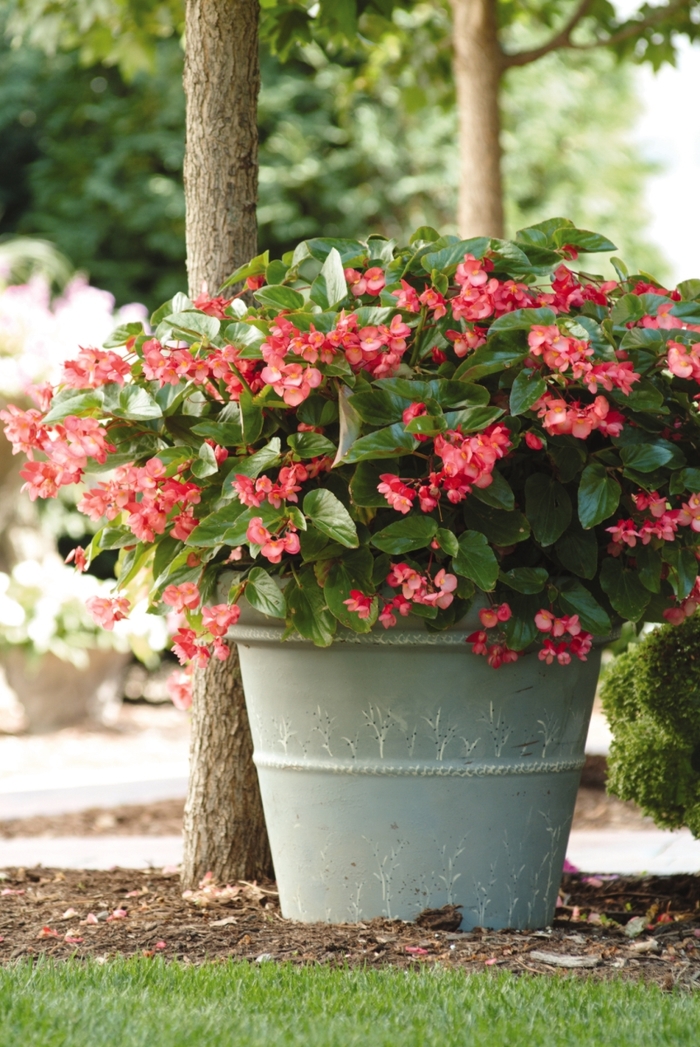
1;960;698;1047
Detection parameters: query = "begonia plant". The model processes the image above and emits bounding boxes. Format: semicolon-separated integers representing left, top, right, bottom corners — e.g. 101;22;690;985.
4;219;700;709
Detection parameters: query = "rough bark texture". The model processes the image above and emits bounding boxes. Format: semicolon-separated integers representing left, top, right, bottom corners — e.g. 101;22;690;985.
183;0;260;293
182;652;273;885
450;0;505;239
181;0;272;888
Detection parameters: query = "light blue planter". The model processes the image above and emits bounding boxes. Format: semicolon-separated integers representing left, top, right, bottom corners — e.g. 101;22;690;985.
230;604;601;929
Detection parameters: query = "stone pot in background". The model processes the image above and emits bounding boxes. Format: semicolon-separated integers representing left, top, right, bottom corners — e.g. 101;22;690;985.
1;648;130;733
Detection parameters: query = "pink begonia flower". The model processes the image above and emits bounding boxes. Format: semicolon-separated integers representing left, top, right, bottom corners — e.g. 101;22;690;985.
479;603;512;629
391;279;421;313
64;546;88;572
162;582;201;612
85;595;130;630
166;670;193;711
343;591;374;619
246;517;271;546
524;431;544;451
202;604;241;638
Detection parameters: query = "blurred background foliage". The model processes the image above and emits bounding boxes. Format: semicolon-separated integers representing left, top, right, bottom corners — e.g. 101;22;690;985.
0;3;666;312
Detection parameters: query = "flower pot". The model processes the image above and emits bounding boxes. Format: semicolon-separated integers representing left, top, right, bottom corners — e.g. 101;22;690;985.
1;648;130;733
231;606;602;929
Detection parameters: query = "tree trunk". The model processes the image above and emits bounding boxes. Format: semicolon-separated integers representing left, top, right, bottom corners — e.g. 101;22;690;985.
181;0;272;887
450;0;505;239
182;650;273;885
183;0;260;294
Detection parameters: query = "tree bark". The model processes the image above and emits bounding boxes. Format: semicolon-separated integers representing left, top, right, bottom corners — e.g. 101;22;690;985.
183;0;260;293
182;650;273;885
450;0;505;239
181;0;272;887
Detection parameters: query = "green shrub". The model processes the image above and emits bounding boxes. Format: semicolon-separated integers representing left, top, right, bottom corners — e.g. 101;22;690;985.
601;614;700;835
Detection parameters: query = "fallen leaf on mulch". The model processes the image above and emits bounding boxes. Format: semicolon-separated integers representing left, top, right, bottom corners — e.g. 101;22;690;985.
530;951;600;969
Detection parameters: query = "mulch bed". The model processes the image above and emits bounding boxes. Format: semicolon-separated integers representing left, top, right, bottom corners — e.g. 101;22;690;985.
0;788;655;839
1;866;700;987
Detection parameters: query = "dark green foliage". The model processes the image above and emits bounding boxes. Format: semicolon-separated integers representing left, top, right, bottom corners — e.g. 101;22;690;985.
601;614;700;836
0;37;186;308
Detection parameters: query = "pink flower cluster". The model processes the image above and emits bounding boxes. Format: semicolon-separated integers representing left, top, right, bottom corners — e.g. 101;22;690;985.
527;325;640;396
246;517;300;564
141;338;264;402
62;347;132;388
667;341;700;381
233;463;310;509
344;267;386;297
534;393;624;440
0;406;115;500
257;312;412;406
534;610;592;664
164;582;241;665
343;565;458;629
78;457;202;543
466;603;519;668
607;490;700;553
377;423;511;514
85;595;130;630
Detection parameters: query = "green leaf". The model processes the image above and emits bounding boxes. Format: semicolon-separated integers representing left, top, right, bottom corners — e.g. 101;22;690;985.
620;442;679;473
341;423;417;464
245;567;286;619
558;578;612;635
103;321;143;348
599;558;650;623
524;474;572;546
499;567;548;594
191;441;219;479
454;343;527;381
636;545;662;593
555;529;598;580
371;515;437;554
219;250;269;290
287;432;337;459
253;285;306;311
104;384;162;421
436;528;460;557
350;460;395;508
376;377;489;407
223;504;286;548
503;593;541;651
420;237;490;272
97;526;137;551
442;405;504;432
304;237;366;265
286;569;336;647
470;470;515;511
672;467;700;494
404;413;446;437
509;370;546;416
166;311;220;340
240;389;264;444
42;389;104;425
615;379;664;413
303;489;358;548
578;463;621;529
547;436;587;483
452;530;499;592
463;501;530;545
332;385;363;468
309;247;348;310
152;536;182;582
187;504;247;548
550;228;616;253
230;439;282;479
192;418;244;447
488;307;557;334
348;388;408;426
662;546;698;600
222;322;265;351
325;552;377;633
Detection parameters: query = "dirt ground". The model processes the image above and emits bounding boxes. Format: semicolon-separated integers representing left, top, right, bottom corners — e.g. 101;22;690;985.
1;866;699;988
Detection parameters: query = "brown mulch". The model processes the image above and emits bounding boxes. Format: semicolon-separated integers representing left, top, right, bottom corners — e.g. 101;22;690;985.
0;789;655;839
0;799;184;839
1;866;700;987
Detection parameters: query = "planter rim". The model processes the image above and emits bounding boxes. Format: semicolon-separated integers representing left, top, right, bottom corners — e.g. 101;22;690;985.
228;620;616;651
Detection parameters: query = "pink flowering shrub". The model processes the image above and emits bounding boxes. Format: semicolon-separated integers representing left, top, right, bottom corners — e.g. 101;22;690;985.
3;220;700;708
